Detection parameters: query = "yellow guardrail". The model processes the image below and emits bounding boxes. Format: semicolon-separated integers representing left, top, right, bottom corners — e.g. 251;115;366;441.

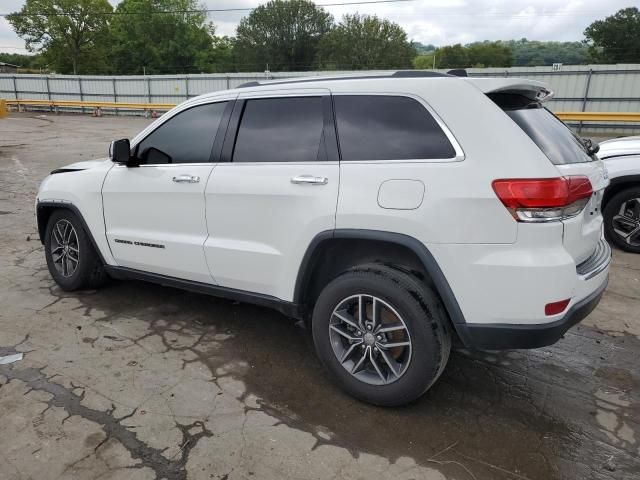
555;112;640;122
0;99;7;118
3;100;640;123
5;99;175;110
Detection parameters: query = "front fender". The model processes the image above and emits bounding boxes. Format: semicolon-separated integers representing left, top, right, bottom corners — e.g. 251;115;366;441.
36;162;116;265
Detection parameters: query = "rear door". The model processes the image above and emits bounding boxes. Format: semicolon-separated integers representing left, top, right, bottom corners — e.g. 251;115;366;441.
500;103;608;264
203;89;339;300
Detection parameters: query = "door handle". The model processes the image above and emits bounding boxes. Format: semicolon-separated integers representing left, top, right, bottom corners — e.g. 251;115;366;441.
172;175;200;183
291;175;328;185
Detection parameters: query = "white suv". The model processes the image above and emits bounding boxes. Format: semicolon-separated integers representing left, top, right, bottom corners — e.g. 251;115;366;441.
597;136;640;252
36;72;611;406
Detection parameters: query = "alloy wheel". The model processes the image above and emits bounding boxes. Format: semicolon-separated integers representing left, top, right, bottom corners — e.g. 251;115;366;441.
328;294;412;386
50;219;80;277
612;198;640;247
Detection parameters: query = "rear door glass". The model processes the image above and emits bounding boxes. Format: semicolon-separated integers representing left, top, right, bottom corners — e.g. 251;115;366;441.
232;97;324;163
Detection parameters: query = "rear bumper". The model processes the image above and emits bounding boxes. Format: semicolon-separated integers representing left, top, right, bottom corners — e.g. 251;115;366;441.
457;276;608;350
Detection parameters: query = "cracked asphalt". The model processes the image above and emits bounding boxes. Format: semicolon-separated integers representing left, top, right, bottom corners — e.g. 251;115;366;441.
1;113;639;480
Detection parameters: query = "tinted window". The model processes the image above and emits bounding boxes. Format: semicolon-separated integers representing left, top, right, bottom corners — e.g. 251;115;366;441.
233;97;324;163
505;108;594;165
137;102;227;164
334;95;456;161
489;93;593;165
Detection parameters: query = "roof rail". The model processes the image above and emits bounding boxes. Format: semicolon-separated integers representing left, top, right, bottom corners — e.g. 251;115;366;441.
391;70;451;78
237;70;451;88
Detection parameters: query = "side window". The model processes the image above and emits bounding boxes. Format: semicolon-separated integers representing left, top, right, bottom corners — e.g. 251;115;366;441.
232;97;324;163
136;102;227;164
334;95;456;161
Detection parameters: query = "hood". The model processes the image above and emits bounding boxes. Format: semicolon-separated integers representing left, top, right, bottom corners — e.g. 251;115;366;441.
597;136;640;160
51;157;111;174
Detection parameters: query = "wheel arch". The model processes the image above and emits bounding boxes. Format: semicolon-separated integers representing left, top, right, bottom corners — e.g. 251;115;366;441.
603;175;640;210
36;201;107;265
294;230;470;343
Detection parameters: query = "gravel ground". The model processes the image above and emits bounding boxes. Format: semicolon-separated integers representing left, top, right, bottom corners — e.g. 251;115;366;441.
0;113;639;480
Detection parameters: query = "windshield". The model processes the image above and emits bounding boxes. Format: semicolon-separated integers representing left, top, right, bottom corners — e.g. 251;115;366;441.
489;93;594;165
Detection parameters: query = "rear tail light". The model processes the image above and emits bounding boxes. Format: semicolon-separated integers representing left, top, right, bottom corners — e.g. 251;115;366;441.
492;176;592;222
545;299;570;316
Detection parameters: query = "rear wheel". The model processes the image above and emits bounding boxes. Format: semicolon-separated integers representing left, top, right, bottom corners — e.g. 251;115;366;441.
604;187;640;253
44;210;108;291
311;264;451;406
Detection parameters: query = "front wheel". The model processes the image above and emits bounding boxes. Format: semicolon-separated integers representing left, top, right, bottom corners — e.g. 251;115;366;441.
603;187;640;253
311;264;451;406
44;209;108;291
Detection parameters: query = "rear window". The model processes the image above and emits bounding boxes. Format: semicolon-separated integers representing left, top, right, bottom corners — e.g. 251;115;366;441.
489;93;594;165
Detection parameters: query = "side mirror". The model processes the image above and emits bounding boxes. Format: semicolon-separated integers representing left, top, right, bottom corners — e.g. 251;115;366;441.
109;139;131;164
583;138;600;156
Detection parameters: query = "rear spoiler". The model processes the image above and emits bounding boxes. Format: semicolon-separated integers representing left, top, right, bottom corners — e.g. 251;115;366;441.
464;77;554;103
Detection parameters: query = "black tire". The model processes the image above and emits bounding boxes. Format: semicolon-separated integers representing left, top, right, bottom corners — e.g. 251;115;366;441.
603;186;640;253
44;209;109;291
311;264;451;407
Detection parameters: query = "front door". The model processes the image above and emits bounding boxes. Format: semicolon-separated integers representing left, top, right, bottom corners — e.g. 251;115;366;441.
103;100;230;283
203;90;340;300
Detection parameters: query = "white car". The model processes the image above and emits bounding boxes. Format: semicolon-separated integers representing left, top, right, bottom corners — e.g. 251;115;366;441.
36;72;611;406
598;136;640;253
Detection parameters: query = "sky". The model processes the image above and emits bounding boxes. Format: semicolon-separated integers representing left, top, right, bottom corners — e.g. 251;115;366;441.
0;0;634;54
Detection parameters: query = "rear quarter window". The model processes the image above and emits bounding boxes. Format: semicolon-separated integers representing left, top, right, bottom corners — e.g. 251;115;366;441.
333;95;456;161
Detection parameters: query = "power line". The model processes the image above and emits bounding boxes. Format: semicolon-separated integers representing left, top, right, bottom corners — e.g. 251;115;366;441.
0;2;620;18
1;0;416;17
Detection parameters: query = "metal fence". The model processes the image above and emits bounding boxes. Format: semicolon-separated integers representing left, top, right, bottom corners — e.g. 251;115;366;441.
2;64;640;133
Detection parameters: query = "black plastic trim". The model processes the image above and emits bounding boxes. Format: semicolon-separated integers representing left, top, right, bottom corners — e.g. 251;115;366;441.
220;99;245;162
50;168;84;175
458;277;608;350
36;201;107;265
602;175;640;208
293;229;468;335
607;175;640;186
210;100;235;163
321;95;339;162
104;266;303;319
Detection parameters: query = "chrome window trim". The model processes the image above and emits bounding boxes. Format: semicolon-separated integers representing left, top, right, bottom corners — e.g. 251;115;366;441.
331;91;465;163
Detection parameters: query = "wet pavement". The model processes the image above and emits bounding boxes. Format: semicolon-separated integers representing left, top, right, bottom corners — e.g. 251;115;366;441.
1;114;639;480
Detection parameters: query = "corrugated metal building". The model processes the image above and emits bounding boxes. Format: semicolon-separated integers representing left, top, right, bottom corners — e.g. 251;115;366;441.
1;65;639;133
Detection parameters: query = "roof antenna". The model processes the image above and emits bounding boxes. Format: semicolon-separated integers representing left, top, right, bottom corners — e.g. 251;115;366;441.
447;69;468;77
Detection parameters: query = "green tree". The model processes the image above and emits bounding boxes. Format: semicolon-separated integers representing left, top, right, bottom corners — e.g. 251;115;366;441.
504;38;589;66
7;0;113;74
584;7;640;63
318;14;415;70
234;0;333;71
206;36;236;73
412;54;435;70
109;0;221;74
466;41;513;67
413;42;436;55
433;44;468;68
0;52;46;71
